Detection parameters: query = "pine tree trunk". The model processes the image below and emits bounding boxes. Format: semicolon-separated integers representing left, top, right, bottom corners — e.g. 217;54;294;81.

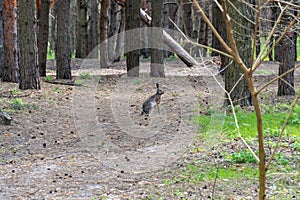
114;7;125;62
141;23;150;58
75;0;88;58
37;0;50;77
151;0;165;77
139;0;150;58
69;5;76;57
88;0;99;58
2;0;19;83
163;2;178;58
0;0;4;79
49;3;56;54
278;32;295;96
182;0;192;37
125;0;139;77
224;0;253;107
18;0;40;90
294;32;297;61
191;5;200;57
212;0;226;73
108;0;117;61
182;0;192;53
55;0;71;79
100;0;110;68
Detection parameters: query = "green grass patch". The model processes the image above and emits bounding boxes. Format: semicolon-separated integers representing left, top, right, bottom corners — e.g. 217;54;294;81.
9;98;38;110
79;72;92;79
47;49;55;60
197;104;300;139
11;98;24;110
44;76;54;81
75;79;84;85
10;88;21;96
228;150;257;164
163;164;258;185
131;79;143;85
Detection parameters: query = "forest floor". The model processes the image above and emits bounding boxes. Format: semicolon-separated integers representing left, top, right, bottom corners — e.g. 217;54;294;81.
0;58;299;199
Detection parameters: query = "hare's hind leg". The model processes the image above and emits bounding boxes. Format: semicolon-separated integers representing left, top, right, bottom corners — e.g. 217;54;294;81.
157;104;160;113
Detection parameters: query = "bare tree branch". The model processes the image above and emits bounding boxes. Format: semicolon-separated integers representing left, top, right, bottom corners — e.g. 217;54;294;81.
265;93;299;170
256;63;300;95
193;0;233;55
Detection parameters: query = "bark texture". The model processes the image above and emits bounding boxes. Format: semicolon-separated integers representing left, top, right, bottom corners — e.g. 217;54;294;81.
182;0;192;37
212;0;226;73
37;0;50;77
2;0;19;82
88;0;99;58
100;0;110;68
114;7;125;62
224;0;253;107
18;0;40;90
75;0;88;58
278;33;295;96
151;0;165;77
49;2;57;53
0;0;4;78
125;0;140;77
55;0;71;79
108;0;117;61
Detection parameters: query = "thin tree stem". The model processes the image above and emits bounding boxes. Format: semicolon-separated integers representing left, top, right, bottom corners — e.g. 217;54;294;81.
248;77;266;200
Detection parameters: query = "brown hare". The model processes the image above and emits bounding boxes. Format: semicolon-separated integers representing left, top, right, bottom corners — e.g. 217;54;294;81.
141;83;164;115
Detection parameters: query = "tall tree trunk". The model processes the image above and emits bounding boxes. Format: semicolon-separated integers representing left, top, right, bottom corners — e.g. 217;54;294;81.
37;0;50;77
18;0;40;90
141;23;150;58
0;0;4;79
293;5;298;61
191;5;200;57
108;0;117;61
272;5;280;62
49;2;56;54
294;32;297;61
278;32;295;96
224;0;253;107
140;0;150;59
163;2;178;58
114;7;125;62
55;0;71;79
181;0;192;37
212;0;226;73
2;0;19;82
125;0;139;77
150;0;165;77
75;0;88;58
100;0;110;68
69;2;76;57
181;0;192;53
88;0;99;58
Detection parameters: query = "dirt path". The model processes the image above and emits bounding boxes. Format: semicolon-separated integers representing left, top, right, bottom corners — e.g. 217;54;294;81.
0;59;299;199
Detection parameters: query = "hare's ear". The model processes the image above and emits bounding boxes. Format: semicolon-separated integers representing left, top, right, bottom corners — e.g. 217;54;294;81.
156;83;159;89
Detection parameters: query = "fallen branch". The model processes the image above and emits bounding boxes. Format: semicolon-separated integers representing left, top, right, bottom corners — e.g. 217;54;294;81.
162;30;199;67
140;8;199;67
44;79;87;87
